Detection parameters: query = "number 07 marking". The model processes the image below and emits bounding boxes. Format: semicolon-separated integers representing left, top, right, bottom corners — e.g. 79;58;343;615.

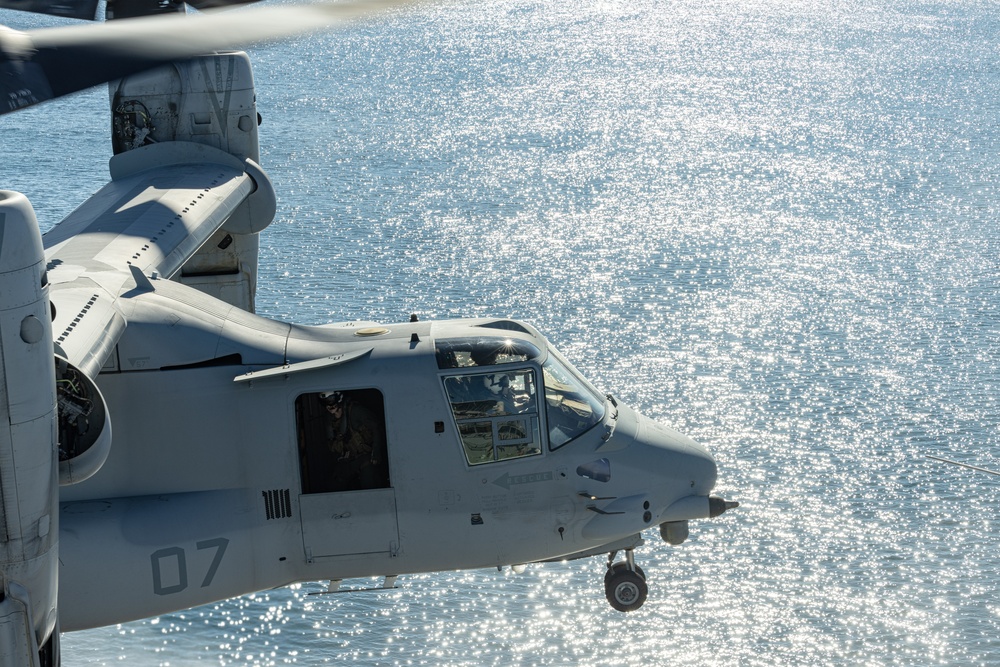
151;537;230;596
196;538;229;587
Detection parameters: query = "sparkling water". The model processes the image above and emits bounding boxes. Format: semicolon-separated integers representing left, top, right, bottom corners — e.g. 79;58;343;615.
3;0;999;663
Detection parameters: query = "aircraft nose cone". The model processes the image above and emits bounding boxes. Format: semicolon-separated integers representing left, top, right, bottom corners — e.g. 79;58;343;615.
638;414;718;496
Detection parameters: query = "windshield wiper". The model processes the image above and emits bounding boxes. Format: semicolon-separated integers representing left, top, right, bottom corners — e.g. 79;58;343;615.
601;394;619;441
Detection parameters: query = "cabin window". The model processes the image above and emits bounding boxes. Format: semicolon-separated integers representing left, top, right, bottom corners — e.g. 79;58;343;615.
296;388;390;494
443;368;542;466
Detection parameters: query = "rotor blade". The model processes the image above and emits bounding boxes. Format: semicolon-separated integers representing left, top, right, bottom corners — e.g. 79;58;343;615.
926;455;1000;477
0;0;419;114
184;0;260;11
0;0;261;22
106;0;191;21
106;0;262;22
0;0;100;20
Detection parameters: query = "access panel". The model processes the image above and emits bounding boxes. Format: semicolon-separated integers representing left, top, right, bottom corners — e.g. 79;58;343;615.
299;488;399;559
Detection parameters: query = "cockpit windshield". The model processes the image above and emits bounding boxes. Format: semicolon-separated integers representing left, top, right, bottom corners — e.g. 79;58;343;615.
542;347;606;448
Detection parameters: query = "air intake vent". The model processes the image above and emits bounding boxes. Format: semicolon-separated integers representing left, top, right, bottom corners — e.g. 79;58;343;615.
262;489;292;520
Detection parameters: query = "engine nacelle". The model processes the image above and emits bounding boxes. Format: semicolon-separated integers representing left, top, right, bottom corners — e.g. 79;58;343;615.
110;52;271;312
56;356;111;486
0;190;59;655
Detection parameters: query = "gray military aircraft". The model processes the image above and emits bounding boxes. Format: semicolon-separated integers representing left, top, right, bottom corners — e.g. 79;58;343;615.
0;1;738;664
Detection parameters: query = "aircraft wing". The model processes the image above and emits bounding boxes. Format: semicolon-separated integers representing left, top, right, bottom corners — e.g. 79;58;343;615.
43;140;274;378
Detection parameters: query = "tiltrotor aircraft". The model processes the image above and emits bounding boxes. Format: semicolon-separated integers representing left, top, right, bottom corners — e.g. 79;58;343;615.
0;0;738;663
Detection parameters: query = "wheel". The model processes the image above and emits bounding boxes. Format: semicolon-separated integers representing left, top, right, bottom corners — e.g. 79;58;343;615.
604;562;645;588
605;569;648;612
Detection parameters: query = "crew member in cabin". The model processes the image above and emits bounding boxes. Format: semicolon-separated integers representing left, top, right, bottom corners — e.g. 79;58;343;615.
321;390;388;491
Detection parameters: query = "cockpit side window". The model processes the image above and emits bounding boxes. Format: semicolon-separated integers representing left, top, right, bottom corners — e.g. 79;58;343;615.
443;368;542;465
543;349;606;449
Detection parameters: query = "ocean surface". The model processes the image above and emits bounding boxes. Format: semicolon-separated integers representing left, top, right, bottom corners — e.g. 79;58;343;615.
2;0;1000;664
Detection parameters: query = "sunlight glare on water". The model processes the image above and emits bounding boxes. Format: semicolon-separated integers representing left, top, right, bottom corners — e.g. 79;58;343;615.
0;0;997;663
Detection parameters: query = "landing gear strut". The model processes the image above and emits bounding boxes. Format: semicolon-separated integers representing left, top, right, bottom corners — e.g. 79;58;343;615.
604;548;647;612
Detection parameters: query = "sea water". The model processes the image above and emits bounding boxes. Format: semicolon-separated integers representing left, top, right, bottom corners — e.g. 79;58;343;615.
2;0;1000;664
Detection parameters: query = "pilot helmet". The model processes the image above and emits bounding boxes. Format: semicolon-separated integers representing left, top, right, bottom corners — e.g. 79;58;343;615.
484;373;510;395
470;346;499;367
320;391;344;406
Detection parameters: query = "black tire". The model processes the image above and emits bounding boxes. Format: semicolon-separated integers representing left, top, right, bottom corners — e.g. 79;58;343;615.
603;562;645;587
605;569;648;612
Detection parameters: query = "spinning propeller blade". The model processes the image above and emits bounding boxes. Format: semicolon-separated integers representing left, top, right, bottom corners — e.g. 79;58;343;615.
0;0;416;114
106;0;262;21
0;0;101;21
0;0;259;21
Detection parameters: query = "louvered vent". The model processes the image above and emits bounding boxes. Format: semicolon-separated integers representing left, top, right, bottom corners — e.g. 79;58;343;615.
262;489;292;520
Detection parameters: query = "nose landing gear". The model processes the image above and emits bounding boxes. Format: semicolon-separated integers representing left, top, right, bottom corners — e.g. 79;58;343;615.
604;549;647;612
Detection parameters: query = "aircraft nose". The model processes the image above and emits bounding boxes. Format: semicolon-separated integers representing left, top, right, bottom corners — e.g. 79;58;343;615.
578;405;736;542
627;410;738;522
636;413;718;496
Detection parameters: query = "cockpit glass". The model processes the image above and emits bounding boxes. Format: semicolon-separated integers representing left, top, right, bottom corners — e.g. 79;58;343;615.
542;347;606;449
435;337;541;370
443;368;542;466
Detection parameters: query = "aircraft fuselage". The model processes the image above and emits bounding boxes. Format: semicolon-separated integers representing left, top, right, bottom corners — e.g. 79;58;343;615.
56;275;720;630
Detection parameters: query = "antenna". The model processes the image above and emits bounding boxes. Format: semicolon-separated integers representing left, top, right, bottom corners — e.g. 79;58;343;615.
926;455;1000;476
